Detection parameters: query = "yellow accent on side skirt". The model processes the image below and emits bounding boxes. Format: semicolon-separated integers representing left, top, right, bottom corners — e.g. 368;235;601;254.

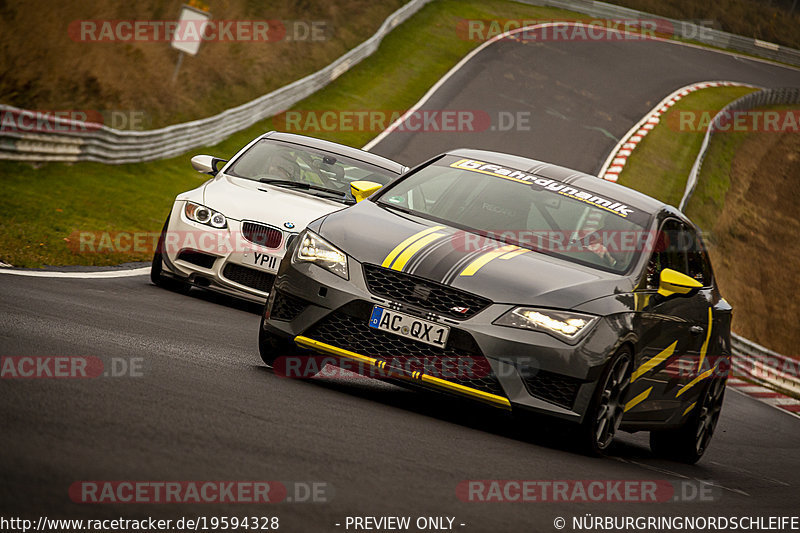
683;402;697;416
381;226;446;268
676;366;715;398
631;341;677;383
293;336;511;410
624;386;653;412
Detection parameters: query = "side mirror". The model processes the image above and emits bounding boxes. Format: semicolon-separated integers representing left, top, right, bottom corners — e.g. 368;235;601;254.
658;268;703;298
350;180;382;203
191;155;228;176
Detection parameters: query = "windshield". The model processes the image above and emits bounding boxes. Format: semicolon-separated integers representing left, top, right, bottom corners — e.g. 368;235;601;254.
375;155;653;274
226;139;398;200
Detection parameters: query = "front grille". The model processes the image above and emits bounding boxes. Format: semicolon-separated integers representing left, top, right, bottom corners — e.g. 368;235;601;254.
176;249;217;269
521;369;583;410
222;263;276;293
363;264;491;320
270;290;309;321
305;301;505;398
242;221;282;248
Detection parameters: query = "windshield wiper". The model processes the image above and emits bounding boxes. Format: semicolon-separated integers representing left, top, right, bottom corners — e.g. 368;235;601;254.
258;178;353;204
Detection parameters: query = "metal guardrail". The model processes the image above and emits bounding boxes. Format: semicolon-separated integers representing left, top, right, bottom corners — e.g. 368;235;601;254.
678;87;800;211
0;0;431;164
520;0;800;66
732;334;800;396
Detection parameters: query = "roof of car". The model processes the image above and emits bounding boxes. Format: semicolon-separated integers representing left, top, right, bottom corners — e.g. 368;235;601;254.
265;131;406;174
447;148;669;216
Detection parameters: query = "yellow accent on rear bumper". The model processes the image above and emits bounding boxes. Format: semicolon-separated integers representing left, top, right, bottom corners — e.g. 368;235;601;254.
293;335;511;410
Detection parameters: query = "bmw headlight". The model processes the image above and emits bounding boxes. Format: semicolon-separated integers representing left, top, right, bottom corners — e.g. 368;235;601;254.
293;230;348;279
185;201;227;229
494;307;598;344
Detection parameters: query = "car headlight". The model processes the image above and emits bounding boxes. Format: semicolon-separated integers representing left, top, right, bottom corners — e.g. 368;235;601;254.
185;201;227;229
494;307;598;344
292;230;348;279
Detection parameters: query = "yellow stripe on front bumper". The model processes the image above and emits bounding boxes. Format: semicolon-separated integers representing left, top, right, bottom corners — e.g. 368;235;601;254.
293;336;511;410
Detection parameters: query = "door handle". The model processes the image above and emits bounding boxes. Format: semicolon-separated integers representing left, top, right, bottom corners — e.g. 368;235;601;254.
690;325;705;335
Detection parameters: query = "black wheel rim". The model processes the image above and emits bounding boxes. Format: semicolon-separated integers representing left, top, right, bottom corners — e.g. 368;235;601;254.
695;378;725;455
595;355;631;450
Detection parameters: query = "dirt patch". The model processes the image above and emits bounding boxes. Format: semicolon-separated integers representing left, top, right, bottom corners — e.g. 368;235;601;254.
0;0;406;128
709;131;800;356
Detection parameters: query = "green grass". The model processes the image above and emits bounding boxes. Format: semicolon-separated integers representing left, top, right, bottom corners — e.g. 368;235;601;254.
0;0;587;268
615;86;758;208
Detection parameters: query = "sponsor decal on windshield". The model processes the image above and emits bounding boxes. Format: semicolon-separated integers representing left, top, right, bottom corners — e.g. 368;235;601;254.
449;159;637;219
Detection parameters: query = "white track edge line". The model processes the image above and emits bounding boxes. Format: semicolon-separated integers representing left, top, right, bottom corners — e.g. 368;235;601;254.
0;267;150;279
596;81;760;179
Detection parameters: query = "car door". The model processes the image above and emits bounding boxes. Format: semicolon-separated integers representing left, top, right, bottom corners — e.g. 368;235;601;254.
625;218;711;422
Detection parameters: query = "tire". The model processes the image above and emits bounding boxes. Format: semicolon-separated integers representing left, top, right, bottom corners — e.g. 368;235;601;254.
150;215;190;293
258;312;322;378
577;345;633;456
257;311;298;361
650;377;726;464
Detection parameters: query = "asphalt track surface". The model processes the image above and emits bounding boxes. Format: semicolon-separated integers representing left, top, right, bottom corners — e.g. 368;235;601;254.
3;30;800;532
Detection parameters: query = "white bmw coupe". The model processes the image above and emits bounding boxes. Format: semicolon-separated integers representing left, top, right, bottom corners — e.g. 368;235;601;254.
151;131;406;302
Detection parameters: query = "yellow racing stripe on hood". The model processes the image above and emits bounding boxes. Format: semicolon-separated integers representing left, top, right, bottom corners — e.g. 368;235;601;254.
459;245;519;277
381;225;446;269
390;232;446;271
